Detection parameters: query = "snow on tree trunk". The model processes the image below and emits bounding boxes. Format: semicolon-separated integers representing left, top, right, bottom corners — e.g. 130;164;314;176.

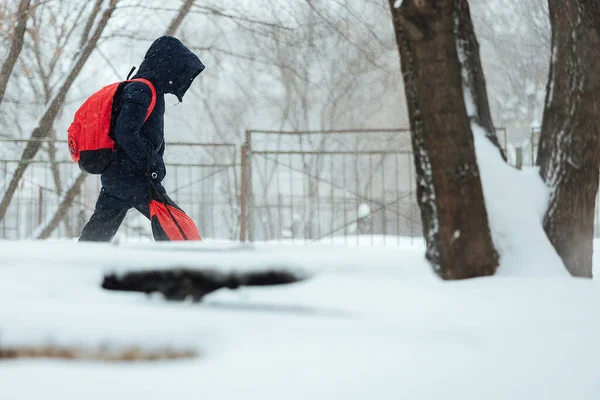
537;0;600;278
0;0;119;224
453;0;507;162
388;0;498;279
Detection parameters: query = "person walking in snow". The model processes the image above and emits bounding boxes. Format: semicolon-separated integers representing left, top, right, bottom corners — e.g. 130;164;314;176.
78;36;205;242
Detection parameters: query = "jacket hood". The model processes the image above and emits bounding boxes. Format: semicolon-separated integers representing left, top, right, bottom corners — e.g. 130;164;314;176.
133;36;205;102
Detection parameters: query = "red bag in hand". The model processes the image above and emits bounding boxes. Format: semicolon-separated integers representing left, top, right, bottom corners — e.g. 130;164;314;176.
149;191;201;241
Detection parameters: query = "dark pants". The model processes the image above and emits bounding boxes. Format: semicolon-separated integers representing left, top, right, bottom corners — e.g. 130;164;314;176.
79;188;177;242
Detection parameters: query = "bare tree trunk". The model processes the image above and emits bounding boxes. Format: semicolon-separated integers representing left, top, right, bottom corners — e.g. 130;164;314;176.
537;0;600;278
46;128;75;237
453;0;506;161
30;15;86;236
0;0;31;106
0;0;119;224
388;0;498;279
47;132;63;196
165;0;195;36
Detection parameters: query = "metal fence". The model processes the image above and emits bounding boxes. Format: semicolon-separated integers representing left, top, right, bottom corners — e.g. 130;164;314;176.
0;139;240;240
4;127;566;243
529;127;541;165
240;129;422;245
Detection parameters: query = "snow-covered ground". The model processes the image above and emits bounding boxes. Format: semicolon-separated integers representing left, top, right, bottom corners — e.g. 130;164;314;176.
1;238;600;399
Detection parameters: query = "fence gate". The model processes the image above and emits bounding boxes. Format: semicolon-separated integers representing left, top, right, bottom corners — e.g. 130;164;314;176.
240;129;421;245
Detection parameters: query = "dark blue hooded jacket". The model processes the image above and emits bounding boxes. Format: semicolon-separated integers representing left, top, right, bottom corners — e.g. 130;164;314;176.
100;36;205;208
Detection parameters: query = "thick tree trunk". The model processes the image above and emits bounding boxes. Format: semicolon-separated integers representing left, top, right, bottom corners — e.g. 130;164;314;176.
0;0;31;106
0;0;119;224
453;0;506;161
537;0;600;278
388;0;498;279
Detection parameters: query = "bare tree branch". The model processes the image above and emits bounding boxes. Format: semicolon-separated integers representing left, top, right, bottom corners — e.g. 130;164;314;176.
304;0;385;69
0;0;31;106
165;0;195;36
192;5;293;30
79;0;104;48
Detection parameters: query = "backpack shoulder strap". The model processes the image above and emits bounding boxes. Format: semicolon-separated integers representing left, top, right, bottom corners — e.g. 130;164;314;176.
127;78;156;122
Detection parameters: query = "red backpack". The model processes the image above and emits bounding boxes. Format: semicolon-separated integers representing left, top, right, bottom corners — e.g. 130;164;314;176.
67;78;156;174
